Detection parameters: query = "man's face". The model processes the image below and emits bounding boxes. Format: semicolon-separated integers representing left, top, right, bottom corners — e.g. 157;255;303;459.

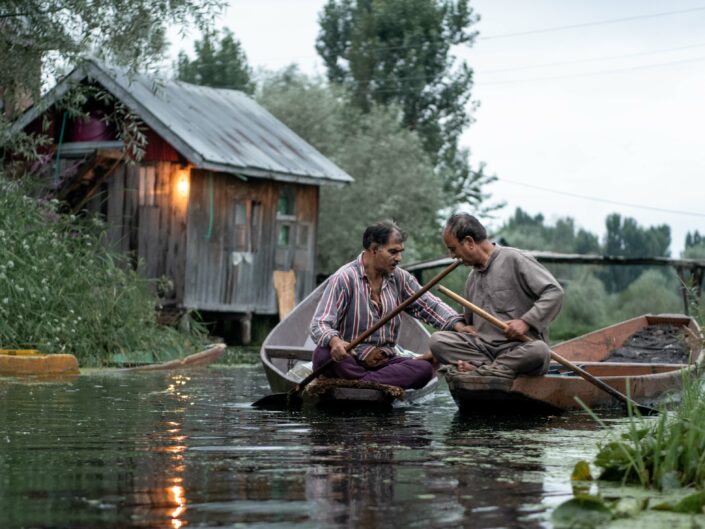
443;229;477;266
372;233;405;273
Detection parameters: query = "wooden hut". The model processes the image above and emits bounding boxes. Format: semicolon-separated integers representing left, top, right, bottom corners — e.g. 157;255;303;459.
11;59;352;342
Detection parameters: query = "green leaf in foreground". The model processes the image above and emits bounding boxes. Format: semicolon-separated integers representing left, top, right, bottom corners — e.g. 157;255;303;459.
552;495;613;529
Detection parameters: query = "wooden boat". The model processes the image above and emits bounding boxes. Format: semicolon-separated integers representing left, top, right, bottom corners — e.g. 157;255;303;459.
260;279;439;408
116;343;226;371
0;344;225;377
0;349;79;376
446;314;703;414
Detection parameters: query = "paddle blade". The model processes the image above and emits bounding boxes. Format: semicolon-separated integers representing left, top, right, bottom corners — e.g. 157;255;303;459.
251;392;303;409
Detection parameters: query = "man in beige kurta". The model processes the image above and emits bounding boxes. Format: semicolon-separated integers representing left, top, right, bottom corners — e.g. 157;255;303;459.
429;213;564;379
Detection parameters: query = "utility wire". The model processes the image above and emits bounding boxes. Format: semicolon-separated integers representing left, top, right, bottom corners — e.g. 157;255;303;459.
175;6;705;63
481;54;705;85
480;41;705;73
499;178;705;218
480;6;705;40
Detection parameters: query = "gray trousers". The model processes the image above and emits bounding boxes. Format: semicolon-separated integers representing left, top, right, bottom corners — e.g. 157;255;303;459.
429;331;551;378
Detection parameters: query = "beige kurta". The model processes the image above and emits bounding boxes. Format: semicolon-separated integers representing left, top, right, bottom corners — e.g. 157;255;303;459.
430;245;564;377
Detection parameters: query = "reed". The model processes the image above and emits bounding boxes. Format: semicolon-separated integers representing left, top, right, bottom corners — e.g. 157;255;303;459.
590;329;705;489
0;177;206;366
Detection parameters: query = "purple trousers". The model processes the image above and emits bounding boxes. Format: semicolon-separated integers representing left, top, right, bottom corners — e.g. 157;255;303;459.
312;345;433;389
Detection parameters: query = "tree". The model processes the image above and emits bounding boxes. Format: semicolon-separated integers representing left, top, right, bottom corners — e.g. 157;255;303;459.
599;214;671;292
550;272;609;341
613;269;681;320
497;208;600;254
683;230;705;259
176;28;254;93
0;0;223;159
257;68;445;273
315;0;497;213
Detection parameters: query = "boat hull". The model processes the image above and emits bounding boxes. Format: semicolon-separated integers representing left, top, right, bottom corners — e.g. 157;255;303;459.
447;314;702;414
118;344;226;372
259;279;438;409
0;352;79;376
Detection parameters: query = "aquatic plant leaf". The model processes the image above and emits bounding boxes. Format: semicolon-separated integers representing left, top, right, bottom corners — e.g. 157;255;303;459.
672;491;705;514
572;460;593;481
649;501;674;511
552;495;613;528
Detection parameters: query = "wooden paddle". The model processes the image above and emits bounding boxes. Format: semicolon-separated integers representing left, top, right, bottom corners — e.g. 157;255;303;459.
252;260;462;409
437;285;658;415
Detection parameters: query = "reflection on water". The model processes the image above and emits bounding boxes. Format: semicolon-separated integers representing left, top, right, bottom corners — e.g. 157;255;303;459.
0;366;623;528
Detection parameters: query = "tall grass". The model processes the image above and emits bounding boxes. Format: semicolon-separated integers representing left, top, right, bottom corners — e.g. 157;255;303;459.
0;177;206;366
592;320;705;490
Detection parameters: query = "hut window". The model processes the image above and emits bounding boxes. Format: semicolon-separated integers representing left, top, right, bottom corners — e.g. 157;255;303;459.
277;186;295;218
278;224;291;246
138;166;156;206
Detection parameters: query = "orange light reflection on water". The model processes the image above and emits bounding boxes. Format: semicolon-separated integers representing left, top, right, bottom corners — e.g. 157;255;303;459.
171;485;186;529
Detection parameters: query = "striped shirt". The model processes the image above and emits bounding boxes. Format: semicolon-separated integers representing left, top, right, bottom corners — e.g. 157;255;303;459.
310;254;463;361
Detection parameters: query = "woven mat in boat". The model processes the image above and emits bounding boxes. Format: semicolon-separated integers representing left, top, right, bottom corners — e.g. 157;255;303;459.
304;378;405;399
606;324;691;364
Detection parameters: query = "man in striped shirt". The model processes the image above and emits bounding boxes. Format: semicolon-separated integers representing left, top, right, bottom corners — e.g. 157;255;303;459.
310;221;473;389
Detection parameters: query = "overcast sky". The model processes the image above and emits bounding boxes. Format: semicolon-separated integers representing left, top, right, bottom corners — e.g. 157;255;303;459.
169;0;705;256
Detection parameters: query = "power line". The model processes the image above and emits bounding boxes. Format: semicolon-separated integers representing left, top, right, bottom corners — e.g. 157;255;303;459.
480;6;705;40
480;41;705;74
499;178;705;218
481;54;705;85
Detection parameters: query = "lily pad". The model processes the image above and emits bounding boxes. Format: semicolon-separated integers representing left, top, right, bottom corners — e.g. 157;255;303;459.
673;491;705;514
552;495;613;529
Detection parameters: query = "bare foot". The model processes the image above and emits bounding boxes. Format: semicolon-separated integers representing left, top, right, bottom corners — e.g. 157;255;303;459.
456;360;477;373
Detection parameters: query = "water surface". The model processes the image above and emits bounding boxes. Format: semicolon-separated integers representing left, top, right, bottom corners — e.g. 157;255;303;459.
0;365;627;528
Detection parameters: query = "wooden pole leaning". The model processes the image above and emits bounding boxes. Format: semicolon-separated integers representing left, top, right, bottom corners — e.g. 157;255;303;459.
437;285;657;415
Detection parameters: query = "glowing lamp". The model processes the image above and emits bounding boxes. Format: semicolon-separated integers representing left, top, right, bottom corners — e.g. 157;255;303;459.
177;169;189;199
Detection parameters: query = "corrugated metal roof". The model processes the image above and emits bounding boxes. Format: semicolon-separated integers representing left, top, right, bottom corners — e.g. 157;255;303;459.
14;59;353;186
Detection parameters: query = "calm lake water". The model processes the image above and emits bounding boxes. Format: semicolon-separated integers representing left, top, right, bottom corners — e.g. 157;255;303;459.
0;363;630;529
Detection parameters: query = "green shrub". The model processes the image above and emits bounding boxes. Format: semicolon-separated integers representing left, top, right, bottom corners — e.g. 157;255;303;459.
612;269;681;321
0;178;206;366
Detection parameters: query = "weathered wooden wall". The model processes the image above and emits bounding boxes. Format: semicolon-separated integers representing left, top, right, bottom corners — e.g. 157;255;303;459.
183;170;318;314
85;161;189;303
82;164;318;314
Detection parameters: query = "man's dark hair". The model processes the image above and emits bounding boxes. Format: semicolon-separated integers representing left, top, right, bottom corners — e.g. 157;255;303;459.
362;221;407;249
445;213;487;242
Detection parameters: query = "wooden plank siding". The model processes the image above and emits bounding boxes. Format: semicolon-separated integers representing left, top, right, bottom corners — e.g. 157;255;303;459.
53;158;318;315
183;170;318;314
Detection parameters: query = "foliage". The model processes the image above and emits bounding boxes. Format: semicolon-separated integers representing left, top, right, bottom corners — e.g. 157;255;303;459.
551;272;610;341
599;214;672;293
497;208;600;254
612;269;681;321
315;0;498;214
0;178;207;366
592;373;705;491
256;68;445;272
0;0;223;166
176;28;254;93
682;230;705;259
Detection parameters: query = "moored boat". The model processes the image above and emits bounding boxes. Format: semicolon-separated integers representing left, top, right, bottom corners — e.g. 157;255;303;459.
446;314;703;414
0;349;79;376
0;344;226;376
259;280;439;408
116;343;226;371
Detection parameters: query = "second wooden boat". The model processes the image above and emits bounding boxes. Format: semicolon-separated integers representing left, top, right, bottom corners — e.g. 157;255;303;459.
446;314;703;414
117;343;226;372
259;279;439;408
